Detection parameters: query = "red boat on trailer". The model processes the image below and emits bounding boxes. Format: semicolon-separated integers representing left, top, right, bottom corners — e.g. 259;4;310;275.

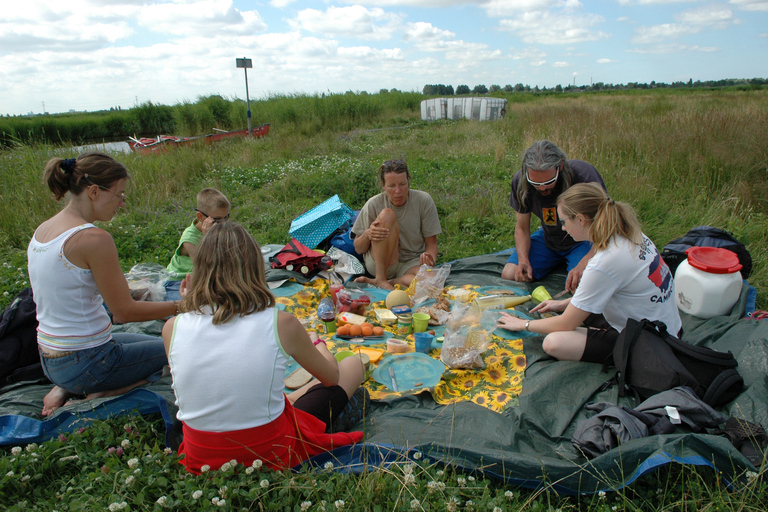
128;123;270;155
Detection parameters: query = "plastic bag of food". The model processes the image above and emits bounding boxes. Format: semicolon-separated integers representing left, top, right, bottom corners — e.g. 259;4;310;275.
440;301;497;369
124;263;170;302
336;288;371;315
408;263;451;306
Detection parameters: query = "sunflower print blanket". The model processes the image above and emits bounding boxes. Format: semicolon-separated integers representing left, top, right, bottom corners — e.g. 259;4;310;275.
275;279;527;413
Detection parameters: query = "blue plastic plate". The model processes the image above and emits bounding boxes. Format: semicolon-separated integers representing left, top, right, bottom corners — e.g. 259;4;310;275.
372;352;446;392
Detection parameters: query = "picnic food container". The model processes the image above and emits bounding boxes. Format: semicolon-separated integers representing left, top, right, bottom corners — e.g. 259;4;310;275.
374;308;398;325
390;305;412;315
337;312;367;326
397;313;413;335
387;338;409;354
675;246;742;318
448;288;470;302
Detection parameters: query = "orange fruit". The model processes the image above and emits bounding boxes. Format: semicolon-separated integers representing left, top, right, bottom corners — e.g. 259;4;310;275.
349;324;362;336
337;325;350;336
372;326;384;336
361;322;374;330
361;325;373;337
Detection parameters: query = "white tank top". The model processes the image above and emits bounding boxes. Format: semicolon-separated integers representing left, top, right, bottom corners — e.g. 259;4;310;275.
27;223;112;351
168;307;288;431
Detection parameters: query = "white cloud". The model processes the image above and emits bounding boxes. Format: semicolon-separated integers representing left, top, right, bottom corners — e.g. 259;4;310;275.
139;0;267;36
499;10;609;44
290;6;402;40
511;47;547;60
597;58;614;63
552;61;570;67
270;0;296;7
403;22;456;41
627;43;718;53
631;6;737;43
729;0;768;11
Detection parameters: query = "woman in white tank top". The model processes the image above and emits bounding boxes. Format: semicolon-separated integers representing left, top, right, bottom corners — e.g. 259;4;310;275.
162;222;366;473
28;152;179;417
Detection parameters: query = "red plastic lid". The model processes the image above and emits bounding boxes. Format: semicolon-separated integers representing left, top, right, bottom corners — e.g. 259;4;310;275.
684;246;742;274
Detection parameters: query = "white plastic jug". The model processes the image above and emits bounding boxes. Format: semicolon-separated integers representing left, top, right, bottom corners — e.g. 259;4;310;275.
674;246;742;318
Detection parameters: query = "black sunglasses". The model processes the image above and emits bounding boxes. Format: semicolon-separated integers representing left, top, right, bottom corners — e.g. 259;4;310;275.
195;208;230;223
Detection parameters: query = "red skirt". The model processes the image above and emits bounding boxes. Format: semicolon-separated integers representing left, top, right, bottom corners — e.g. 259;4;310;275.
178;396;364;473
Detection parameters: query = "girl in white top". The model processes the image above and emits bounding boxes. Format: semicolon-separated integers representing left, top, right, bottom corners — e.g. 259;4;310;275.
162;223;365;472
497;183;681;363
28;152;178;417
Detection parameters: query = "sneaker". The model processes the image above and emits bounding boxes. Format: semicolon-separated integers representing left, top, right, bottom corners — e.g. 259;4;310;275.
330;387;370;433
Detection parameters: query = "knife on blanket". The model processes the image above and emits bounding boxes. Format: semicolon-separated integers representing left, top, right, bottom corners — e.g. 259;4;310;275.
388;366;398;392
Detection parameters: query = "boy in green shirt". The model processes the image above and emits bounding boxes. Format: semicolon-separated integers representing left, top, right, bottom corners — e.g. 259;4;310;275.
164;188;231;300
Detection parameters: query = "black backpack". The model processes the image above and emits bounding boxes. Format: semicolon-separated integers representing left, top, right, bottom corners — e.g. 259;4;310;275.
613;318;743;408
0;288;47;387
661;226;752;279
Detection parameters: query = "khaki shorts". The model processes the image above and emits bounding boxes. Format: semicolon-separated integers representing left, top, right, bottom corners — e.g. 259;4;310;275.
363;252;421;280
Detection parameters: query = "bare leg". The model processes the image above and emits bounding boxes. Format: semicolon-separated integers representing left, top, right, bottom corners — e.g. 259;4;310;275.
84;379;150;401
541;327;589;361
286;357;365;403
42;386;77;417
354;209;400;290
501;262;517;280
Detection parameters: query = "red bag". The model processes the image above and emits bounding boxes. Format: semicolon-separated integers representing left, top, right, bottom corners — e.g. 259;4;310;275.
270;239;329;277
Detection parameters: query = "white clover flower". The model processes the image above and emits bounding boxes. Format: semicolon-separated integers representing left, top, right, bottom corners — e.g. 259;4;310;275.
108;503;121;512
446;496;459;512
6;471;14;477
324;461;334;470
494;508;503;512
403;463;415;475
125;476;135;485
260;479;269;488
505;490;514;500
300;501;312;511
612;506;618;511
334;500;345;510
598;491;607;500
252;459;263;469
219;462;232;472
229;459;237;466
410;499;420;510
133;468;141;475
127;458;139;469
21;475;30;482
156;496;167;507
245;466;254;475
121;439;130;449
26;444;37;452
319;501;327;512
11;447;21;455
211;497;220;505
457;477;466;487
465;499;474;509
404;474;416;485
164;447;172;455
192;490;203;500
413;451;422;460
217;499;226;507
436;470;444;476
201;464;211;472
467;476;475;482
3;291;9;297
219;486;228;497
746;471;759;482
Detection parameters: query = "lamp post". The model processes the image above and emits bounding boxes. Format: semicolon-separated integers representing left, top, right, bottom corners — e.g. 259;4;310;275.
235;57;253;136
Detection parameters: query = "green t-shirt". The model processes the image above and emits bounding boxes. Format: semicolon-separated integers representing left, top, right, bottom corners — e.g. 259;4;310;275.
166;221;202;279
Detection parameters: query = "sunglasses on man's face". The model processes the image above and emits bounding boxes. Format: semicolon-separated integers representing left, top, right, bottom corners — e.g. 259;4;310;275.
196;209;230;223
526;168;559;187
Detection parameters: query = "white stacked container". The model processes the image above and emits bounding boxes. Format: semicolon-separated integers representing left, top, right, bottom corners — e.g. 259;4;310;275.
674;246;743;318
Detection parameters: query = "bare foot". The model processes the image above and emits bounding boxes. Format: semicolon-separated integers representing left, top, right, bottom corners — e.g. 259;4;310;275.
42;386;76;417
354;276;395;290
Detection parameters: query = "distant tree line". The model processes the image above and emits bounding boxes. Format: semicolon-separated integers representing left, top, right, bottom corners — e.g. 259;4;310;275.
423;78;766;96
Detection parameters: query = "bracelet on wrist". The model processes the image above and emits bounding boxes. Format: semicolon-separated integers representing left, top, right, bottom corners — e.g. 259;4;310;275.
174;301;180;315
524;320;531;331
313;339;326;347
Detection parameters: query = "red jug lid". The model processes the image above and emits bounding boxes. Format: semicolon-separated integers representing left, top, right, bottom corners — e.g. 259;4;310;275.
685;246;742;274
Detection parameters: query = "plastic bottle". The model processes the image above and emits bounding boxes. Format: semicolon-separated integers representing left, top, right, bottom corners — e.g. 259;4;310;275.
472;294;531;311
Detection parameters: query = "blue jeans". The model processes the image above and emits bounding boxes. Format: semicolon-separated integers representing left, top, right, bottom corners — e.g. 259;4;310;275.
164;280;182;302
39;333;167;395
506;228;593;281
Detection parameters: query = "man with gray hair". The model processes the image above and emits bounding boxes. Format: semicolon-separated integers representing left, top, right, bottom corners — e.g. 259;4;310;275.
502;140;606;292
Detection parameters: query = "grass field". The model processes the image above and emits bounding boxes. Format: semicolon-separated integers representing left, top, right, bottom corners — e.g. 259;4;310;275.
1;89;767;509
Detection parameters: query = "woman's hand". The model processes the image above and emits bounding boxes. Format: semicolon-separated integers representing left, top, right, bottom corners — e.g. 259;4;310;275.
496;311;528;332
419;252;436;266
530;299;570;314
367;220;390;242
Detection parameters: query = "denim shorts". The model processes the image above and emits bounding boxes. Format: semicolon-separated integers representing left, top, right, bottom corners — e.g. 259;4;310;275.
506;228;593;281
39;333;167;395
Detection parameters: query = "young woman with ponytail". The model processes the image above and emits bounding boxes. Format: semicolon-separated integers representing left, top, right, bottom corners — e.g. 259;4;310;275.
497;182;681;363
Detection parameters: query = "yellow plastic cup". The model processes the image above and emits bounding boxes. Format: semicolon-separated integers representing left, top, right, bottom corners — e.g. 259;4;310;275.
412;312;431;333
532;286;553;303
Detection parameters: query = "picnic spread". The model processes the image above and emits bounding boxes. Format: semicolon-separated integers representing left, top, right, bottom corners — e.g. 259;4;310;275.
1;251;767;494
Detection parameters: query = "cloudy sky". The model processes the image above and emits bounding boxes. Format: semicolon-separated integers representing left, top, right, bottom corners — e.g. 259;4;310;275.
2;0;767;115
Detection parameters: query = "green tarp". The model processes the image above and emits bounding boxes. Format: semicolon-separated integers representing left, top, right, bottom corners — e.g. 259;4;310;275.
1;253;766;494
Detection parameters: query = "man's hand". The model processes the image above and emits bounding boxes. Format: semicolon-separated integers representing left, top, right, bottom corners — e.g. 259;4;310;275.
514;262;534;282
565;259;589;293
419;252;436;266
